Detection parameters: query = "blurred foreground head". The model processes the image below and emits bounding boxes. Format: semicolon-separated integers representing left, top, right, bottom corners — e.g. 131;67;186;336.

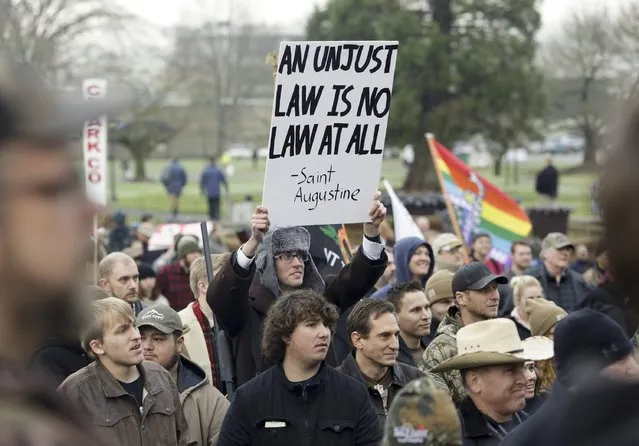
0;55;121;362
383;377;462;446
600;100;639;308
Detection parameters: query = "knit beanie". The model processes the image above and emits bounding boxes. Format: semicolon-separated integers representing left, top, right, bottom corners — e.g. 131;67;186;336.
425;270;454;305
138;263;156;281
554;309;634;387
177;238;202;259
524;298;567;337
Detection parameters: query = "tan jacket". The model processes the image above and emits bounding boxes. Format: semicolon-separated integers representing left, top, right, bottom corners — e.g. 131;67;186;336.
59;360;189;446
179;303;213;381
177;356;229;446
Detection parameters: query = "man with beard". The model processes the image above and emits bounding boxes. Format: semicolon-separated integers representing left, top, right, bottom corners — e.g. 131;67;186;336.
99;252;144;315
137;304;229;446
158;238;203;311
337;298;423;427
421;262;507;405
0;55;123;444
431;319;553;445
59;298;189;445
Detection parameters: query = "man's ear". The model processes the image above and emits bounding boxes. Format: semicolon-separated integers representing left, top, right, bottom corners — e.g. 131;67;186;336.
176;335;185;354
455;291;466;307
99;279;110;292
351;331;364;350
89;339;105;357
197;281;208;298
465;370;482;394
283;335;291;345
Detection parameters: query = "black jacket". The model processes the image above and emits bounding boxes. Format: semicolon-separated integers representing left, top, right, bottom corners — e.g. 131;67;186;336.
336;352;423;427
31;339;92;386
525;264;591;311
535;165;558;198
458;397;528;446
499;384;570;446
574;280;639;337
218;362;382;446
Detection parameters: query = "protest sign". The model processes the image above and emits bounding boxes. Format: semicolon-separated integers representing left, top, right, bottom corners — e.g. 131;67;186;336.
263;41;399;227
148;222;214;250
82;79;108;206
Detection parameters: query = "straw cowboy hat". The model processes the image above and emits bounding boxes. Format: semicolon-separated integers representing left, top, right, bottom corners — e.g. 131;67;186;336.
431;318;554;373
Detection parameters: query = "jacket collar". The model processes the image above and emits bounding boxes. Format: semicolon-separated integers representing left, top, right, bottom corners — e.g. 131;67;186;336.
93;361;162;399
177;355;207;394
339;352;407;388
275;361;327;395
249;277;277;315
459;396;526;439
398;334;426;357
436;306;463;335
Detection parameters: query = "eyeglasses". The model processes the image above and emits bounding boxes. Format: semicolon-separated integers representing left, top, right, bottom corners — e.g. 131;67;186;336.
275;251;309;264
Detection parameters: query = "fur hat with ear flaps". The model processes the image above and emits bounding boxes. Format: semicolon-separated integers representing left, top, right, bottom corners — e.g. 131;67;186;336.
256;226;325;298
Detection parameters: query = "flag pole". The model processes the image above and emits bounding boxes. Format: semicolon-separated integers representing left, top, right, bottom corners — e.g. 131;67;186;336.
93;215;99;285
425;133;470;263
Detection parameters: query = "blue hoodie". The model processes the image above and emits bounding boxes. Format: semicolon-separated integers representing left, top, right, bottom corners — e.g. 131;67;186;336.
371;236;435;298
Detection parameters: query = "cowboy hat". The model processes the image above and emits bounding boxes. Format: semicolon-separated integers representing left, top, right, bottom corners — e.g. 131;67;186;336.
431;318;554;373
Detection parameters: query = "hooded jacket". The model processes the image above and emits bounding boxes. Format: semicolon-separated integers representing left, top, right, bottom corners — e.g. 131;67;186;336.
419;306;466;405
372;237;434;298
207;233;387;386
177;355;229;446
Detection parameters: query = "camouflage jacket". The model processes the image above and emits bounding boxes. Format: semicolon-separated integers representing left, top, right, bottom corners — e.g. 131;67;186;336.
420;307;466;406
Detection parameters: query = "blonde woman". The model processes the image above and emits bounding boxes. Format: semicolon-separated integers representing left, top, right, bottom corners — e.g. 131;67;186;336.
509;275;545;339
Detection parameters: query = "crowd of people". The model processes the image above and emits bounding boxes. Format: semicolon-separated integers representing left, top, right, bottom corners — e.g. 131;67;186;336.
3;54;639;446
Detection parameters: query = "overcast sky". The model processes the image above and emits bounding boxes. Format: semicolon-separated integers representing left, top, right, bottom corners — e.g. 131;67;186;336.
124;0;620;37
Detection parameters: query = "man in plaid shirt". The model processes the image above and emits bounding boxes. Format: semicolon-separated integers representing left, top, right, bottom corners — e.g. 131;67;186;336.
158;238;203;311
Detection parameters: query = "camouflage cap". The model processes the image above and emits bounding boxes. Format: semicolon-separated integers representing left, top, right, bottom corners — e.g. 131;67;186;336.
432;233;463;254
383;377;462;446
542;233;574;251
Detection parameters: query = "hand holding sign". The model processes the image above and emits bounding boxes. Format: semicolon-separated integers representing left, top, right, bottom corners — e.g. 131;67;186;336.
242;206;271;257
363;191;387;238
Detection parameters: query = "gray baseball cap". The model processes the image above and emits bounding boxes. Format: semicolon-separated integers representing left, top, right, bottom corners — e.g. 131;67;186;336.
542;232;574;251
136;304;184;334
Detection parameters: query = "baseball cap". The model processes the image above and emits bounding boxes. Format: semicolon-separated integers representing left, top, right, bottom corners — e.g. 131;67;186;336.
425;270;454;304
0;54;127;144
451;262;508;294
384;377;462;446
542;233;574;251
136;304;184;334
432;233;463;254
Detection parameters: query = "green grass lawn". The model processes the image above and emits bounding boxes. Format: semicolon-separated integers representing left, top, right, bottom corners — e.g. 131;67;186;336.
111;157;596;218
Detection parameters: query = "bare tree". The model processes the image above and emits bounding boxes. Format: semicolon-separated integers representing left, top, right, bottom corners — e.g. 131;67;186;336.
0;0;134;79
543;8;617;167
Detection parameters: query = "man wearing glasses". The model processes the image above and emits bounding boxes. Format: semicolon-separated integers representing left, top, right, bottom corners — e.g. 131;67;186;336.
208;198;389;386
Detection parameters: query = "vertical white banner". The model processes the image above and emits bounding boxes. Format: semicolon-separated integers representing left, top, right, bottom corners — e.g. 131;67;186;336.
82;79;108;206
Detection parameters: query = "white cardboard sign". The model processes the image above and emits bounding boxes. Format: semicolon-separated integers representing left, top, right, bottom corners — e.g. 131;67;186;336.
262;41;398;227
82;79;108;206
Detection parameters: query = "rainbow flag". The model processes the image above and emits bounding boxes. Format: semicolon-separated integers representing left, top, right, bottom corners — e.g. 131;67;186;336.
430;137;532;264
